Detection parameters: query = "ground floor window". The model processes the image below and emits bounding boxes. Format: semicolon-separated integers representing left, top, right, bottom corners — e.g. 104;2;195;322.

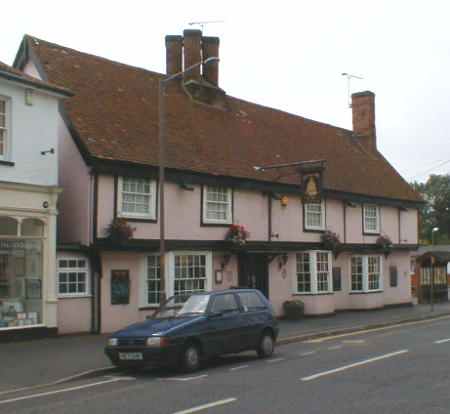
351;255;383;292
57;258;89;297
295;251;332;294
0;239;43;328
140;252;212;306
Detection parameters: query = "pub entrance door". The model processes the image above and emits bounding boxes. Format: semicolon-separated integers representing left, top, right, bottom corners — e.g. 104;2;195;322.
238;253;269;298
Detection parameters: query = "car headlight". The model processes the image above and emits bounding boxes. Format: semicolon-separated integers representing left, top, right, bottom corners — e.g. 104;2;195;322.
108;338;118;346
146;336;169;347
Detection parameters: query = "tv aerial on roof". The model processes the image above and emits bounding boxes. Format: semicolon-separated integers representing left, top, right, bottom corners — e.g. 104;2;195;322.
341;72;364;108
188;20;225;32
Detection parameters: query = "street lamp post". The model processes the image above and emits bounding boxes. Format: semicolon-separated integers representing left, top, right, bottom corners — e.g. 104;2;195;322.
158;57;219;304
430;227;439;311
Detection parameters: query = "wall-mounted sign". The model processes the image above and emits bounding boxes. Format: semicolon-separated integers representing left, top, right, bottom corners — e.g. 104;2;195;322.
298;161;326;204
111;270;130;305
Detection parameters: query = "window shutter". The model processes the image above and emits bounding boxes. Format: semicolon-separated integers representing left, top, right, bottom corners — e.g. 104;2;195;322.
332;267;342;291
389;266;398;287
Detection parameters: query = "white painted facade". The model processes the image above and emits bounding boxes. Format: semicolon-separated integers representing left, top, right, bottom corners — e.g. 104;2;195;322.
0;77;59;186
0;70;66;338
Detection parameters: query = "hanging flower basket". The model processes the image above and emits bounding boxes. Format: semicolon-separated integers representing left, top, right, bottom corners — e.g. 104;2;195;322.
321;230;342;257
106;218;136;243
225;224;250;246
376;234;393;257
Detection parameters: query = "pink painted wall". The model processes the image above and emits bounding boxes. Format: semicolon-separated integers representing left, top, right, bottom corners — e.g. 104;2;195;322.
100;251;238;333
96;173;418;246
57;118;92;244
400;209;418;244
58;298;91;334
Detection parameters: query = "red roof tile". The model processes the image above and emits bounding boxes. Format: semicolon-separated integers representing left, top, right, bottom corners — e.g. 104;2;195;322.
0;59;71;96
21;35;421;203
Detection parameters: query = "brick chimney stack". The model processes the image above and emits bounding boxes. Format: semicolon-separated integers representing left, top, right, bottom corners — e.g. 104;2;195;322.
351;91;377;152
165;35;182;75
202;36;219;86
183;29;202;82
165;30;220;87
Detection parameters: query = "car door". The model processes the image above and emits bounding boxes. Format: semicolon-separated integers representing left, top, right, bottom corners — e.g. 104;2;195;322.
236;291;269;350
206;293;242;354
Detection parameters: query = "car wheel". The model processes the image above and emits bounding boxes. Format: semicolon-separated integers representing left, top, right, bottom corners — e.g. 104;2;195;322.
257;331;274;358
181;343;201;373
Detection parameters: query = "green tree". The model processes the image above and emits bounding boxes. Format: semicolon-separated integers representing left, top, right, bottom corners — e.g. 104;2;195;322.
411;174;450;244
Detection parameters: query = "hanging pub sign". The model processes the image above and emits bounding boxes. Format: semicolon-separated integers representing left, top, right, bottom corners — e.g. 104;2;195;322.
111;270;130;305
298;160;326;204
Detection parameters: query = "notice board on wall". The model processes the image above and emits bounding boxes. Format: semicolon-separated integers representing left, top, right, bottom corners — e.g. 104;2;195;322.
111;270;130;305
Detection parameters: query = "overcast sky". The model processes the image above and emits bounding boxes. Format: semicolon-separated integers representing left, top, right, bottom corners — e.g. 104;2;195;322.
2;0;449;182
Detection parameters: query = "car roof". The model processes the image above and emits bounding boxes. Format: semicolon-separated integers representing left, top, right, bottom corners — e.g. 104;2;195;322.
192;288;261;296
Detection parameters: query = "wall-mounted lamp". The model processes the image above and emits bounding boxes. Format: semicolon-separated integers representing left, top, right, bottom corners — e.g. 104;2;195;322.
278;253;288;269
220;254;232;270
41;148;55;156
280;196;289;207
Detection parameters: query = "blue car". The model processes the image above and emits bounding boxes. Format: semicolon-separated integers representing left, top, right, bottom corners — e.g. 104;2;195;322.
105;289;279;372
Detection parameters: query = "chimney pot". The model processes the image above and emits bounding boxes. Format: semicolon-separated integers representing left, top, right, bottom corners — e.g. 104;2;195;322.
351;91;376;152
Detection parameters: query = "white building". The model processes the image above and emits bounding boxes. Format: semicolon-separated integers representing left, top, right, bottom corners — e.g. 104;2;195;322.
0;61;71;340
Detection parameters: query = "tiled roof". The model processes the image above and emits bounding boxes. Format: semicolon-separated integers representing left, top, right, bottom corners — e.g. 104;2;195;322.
21;35;421;203
0;60;71;96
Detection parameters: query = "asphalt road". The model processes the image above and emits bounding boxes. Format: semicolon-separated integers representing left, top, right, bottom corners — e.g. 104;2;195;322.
3;316;450;414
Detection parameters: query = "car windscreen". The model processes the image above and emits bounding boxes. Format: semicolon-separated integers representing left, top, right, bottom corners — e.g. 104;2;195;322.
153;294;210;319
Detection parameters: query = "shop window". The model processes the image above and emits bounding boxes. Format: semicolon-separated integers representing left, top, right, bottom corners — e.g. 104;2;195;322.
0;217;18;236
21;218;44;237
0;239;43;329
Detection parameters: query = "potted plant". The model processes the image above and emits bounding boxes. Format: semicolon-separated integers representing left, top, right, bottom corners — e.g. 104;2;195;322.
376;234;393;257
321;230;342;257
225;224;250;246
106;218;135;243
283;299;305;320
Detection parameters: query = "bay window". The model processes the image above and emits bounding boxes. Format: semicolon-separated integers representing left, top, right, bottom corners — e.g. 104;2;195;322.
140;252;212;307
202;186;232;224
117;177;156;220
295;251;332;294
351;255;383;292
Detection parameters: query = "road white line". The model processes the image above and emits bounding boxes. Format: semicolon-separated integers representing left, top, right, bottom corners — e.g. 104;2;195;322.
267;357;285;363
164;375;208;382
230;365;249;371
300;351;317;357
301;349;409;382
342;339;366;344
303;314;450;344
434;338;450;344
0;366;115;397
0;378;127;405
173;398;237;414
328;345;342;350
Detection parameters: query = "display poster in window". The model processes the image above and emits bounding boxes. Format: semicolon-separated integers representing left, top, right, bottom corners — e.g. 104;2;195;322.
111;270;130;305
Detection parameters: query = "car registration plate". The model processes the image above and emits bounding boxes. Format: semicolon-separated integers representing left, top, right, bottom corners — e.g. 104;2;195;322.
119;352;143;361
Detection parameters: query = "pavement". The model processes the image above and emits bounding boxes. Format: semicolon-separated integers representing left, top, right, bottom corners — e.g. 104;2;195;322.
1;302;450;394
3;308;450;413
